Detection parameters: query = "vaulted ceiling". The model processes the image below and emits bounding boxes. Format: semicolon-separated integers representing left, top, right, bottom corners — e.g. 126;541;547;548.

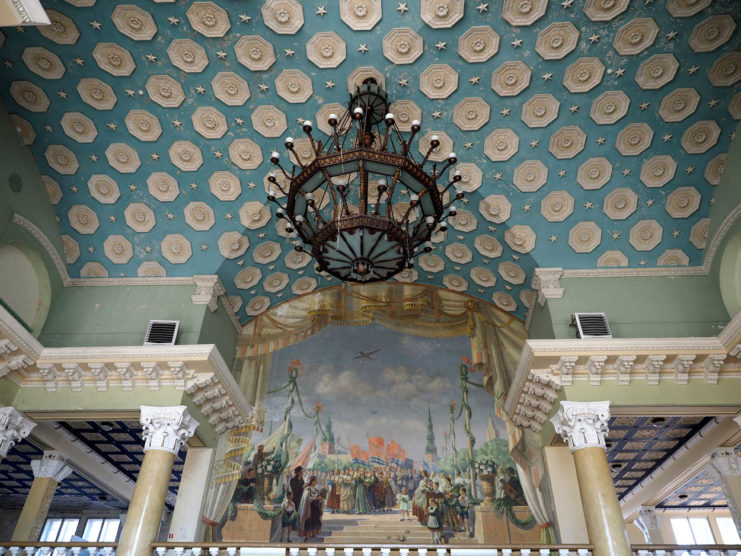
1;0;739;323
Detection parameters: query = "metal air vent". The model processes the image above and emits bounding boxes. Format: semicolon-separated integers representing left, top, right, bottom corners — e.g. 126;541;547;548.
572;313;612;339
143;320;179;345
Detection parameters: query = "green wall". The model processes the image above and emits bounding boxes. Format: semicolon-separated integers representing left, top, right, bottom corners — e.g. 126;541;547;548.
198;301;238;370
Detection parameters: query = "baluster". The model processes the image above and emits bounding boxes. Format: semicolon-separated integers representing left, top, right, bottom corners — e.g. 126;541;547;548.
226;549;237;556
289;548;299;556
539;549;550;556
53;549;67;556
576;549;589;556
69;548;81;556
173;548;185;556
381;549;390;556
209;548;221;556
672;550;684;556
103;548;114;556
308;548;318;556
37;548;50;556
192;549;203;556
654;550;665;556
501;549;512;556
399;550;409;556
0;548;6;556
362;548;372;556
418;549;428;556
343;548;353;556
520;549;530;556
156;548;167;556
707;550;720;556
88;548;98;556
326;549;335;556
23;547;35;556
9;549;20;556
637;550;650;556
437;549;446;556
558;549;570;556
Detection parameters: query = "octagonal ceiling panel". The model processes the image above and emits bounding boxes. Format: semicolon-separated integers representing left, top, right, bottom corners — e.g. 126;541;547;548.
0;0;738;324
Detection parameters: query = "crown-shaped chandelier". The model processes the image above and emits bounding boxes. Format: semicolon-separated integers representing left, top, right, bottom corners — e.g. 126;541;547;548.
267;78;464;283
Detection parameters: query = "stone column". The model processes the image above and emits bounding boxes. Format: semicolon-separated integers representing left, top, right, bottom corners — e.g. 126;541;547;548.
12;451;73;541
0;407;36;462
635;505;664;544
550;401;631;556
117;406;198;556
707;447;741;536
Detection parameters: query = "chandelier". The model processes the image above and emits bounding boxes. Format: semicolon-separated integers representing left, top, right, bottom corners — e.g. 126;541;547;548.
266;78;464;283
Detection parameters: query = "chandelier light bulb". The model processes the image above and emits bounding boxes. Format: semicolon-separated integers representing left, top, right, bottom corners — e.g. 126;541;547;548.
328;113;338;126
305;192;314;201
353;107;364;119
411;119;421;129
295;215;304;223
285;137;294;148
448;152;457;163
384;113;395;125
302;120;313;132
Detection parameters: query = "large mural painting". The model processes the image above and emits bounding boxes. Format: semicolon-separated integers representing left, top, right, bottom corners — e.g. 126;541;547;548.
217;322;545;545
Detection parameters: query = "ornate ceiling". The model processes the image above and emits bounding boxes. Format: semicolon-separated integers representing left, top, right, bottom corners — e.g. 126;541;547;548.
1;0;739;323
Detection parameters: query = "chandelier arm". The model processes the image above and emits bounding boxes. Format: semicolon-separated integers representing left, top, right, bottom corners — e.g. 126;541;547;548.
384;167;402;218
420;145;438;168
316;168;341;219
358;160;369;214
286;147;306;170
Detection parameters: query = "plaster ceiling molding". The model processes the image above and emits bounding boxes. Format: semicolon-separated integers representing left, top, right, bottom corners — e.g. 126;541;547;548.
479;194;512;223
658;248;690;266
442;274;468;292
603;188;638;220
563;57;605;93
168;140;204;172
60;112;97;143
590;90;630;125
218;231;249;259
77;78;117;110
186;2;231;38
418;254;445;273
251;105;288;138
263;272;290;293
704;152;727;186
597;250;629;267
234;267;262;289
635;54;680;90
549;125;587;160
681;120;721;154
444;243;473;264
347;67;386;92
191;106;228;139
498;261;526;284
491;61;532;97
253;241;282;264
45;144;79;175
103;235;133;265
535;22;579;60
504;225;536;254
420;64;459;100
665;186;701;219
87;174;120;204
261;0;304;34
613;18;660;55
382;28;423;65
629;219;663;251
161;234;192;264
264;171;290;200
540;190;575;222
68;205;99;234
22;47;65;79
658;87;701;122
10;81;50;112
111;5;157;41
138;262;166;277
104;143;140;174
42;175;62;205
690;218;710;249
451;210;477;232
290;138;318;167
92;43;135;77
689;15;736;53
640;155;677;188
80;262;108;278
470;267;496;288
275;69;313;104
450;163;482;193
452;97;490;131
708;51;741;87
38;10;79;44
421;0;464;28
124;109;162;142
393;268;419;283
484;128;519;162
124;203;156;233
491;292;517;313
145;75;185;108
10;114;35;145
418;131;454;162
306;32;347;68
430;229;447;244
502;0;547;26
583;0;629;21
568;221;602;253
61;235;79;264
275;218;295;239
234;36;276;71
339;0;382;30
729;94;741;119
167;39;209;73
521;93;559;128
146;172;180;202
666;0;711;17
458;26;499;63
285;249;313;269
615;122;654;156
239;201;271;230
318;102;350;134
513;160;548;192
184;201;215;231
209;171;242;201
290;276;317;295
246;296;271;316
474;235;503;258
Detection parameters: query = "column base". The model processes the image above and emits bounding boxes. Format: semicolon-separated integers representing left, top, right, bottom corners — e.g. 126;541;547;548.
222;504;281;542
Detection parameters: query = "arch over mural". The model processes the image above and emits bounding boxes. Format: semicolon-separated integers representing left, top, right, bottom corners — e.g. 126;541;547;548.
0;242;51;334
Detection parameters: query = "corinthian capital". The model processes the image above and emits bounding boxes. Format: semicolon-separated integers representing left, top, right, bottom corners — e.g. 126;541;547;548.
550;400;611;453
140;405;198;454
0;407;36;458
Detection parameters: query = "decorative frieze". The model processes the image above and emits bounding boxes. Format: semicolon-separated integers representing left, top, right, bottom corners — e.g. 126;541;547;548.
615;355;637;386
587;355;608;386
673;354;696;385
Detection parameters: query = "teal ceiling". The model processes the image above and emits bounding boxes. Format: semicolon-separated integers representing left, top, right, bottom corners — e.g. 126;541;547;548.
1;0;739;323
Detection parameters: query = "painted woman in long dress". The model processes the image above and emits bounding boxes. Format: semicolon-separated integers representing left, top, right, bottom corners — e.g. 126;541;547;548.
298;476;323;540
339;468;355;512
412;470;430;523
354;469;371;514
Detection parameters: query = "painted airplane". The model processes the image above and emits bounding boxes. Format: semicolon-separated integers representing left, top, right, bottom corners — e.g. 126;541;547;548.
354;348;380;360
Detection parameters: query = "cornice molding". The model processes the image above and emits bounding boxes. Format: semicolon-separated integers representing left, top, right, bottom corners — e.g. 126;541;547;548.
12;213;70;285
8;0;50;25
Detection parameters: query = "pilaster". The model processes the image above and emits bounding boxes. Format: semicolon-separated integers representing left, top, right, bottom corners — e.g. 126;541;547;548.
635;505;664;544
707;447;741;535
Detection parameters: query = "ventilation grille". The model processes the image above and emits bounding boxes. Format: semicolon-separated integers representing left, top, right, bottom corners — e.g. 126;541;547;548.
143;320;179;345
573;313;612;339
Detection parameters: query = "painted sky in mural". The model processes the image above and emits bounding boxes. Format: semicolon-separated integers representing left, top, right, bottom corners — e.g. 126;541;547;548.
256;322;504;462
